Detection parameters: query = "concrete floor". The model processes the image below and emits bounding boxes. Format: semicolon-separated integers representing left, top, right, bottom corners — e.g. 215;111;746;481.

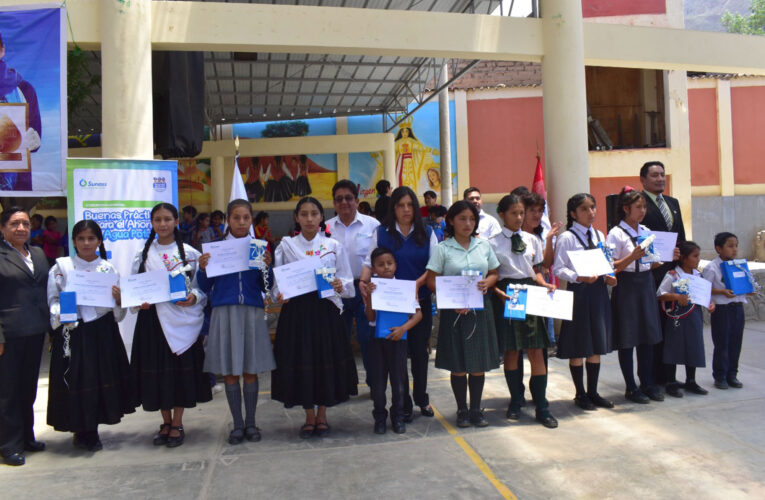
2;322;765;500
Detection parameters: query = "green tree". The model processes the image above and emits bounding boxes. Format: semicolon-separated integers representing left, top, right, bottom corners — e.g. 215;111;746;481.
722;0;765;35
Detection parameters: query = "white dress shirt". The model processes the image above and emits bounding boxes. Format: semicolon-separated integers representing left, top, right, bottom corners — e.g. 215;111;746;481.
477;209;502;240
553;222;605;282
325;211;380;279
363;222;439;269
606;220;652;273
489;228;543;280
701;256;747;305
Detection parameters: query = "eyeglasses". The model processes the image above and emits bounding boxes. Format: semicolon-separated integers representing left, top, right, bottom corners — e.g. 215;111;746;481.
334;195;355;203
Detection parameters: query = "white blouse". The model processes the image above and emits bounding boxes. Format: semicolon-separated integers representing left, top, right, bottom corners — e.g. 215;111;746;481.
489;228;543;280
606;221;652;273
553;222;606;283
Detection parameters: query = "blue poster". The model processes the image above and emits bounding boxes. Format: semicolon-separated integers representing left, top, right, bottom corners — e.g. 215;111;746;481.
0;6;65;195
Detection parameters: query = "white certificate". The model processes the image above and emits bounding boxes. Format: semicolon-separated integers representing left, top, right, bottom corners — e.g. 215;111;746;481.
649;231;678;262
120;270;172;308
435;275;484;309
66;271;118;308
371;278;417;314
567;249;614;277
202;238;251;278
524;285;574;321
273;256;322;299
688;274;712;308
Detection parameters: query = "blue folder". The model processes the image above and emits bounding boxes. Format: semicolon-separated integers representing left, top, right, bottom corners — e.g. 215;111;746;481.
60;291;78;323
315;272;335;299
375;310;409;340
504;286;527;320
720;260;754;295
169;274;188;303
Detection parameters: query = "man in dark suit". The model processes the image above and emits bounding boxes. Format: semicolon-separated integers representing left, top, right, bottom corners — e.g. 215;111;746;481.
640;161;686;389
373;179;392;223
0;208;50;466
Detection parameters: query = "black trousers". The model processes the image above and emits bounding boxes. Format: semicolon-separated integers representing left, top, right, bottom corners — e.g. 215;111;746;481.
404;296;432;412
0;333;45;457
369;337;408;423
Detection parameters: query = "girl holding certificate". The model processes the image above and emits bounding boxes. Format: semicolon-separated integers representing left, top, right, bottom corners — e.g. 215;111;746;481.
553;193;616;411
130;203;211;448
271;197;358;439
489;195;558;428
426;200;500;428
47;220;134;452
606;187;665;405
197;199;276;445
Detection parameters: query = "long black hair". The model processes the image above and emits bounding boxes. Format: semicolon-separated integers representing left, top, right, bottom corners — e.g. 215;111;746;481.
72;220;108;260
445;200;479;238
223;198;253;239
521;192;546;237
138;203;191;279
293;196;330;236
565;193;596;230
383;186;428;248
616;187;646;222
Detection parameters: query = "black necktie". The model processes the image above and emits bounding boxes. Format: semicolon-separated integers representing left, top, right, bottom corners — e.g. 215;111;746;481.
511;233;526;254
587;230;595;249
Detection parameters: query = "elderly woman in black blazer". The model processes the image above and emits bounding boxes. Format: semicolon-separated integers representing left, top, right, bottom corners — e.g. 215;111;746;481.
0;207;50;466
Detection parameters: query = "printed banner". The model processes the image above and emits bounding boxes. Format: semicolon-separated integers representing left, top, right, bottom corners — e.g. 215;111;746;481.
0;6;66;195
67;158;178;347
178;158;212;212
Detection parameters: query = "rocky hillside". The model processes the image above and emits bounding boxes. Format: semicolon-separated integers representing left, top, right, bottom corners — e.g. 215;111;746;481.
684;0;751;31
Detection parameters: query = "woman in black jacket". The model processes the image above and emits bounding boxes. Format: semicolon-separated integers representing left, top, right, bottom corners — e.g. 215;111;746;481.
0;207;50;466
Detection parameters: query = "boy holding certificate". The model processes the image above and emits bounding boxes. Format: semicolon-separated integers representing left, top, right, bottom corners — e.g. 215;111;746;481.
363;247;422;435
47;220;134;452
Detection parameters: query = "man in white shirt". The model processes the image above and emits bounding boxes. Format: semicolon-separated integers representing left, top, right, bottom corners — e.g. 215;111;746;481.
464;187;501;239
325;180;380;385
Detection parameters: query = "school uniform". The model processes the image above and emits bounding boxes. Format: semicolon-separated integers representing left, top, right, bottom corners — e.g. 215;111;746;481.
607;222;662;397
130;241;212;412
46;256;134;434
271;233;358;409
365;224;438;416
197;235;276;377
702;257;746;384
657;267;706;368
477;209;502;240
427;236;500;374
553;223;613;359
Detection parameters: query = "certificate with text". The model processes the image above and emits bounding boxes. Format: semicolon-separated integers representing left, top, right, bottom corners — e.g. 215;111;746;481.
273;256;322;299
202;238;251;277
435;275;484;309
66;271;118;308
524;285;574;321
649;231;678;262
120;270;172;308
371;278;417;314
567;249;614;277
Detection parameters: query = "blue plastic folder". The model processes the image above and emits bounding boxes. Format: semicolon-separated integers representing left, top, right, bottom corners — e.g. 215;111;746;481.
636;235;657;265
169;274;188;303
59;291;78;323
720;259;754;295
375;310;409;340
504;286;527;320
315;272;335;299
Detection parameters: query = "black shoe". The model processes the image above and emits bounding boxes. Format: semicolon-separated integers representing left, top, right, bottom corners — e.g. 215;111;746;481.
24;440;46;452
314;422;331;438
574;394;596;411
89;437;103;452
245;426;261;442
519;395;527;408
588;393;615;409
153;423;171;446
374;421;386;435
727;377;743;388
391;421;406;434
456;409;470;428
714;379;729;390
3;453;25;466
536;411;558;429
420;405;434;417
166;426;185;448
625;389;650;404
666;383;684;397
403;411;414;423
683;381;709;395
299;424;315;439
469;409;488;427
228;428;245;445
642;386;665;402
506;403;521;420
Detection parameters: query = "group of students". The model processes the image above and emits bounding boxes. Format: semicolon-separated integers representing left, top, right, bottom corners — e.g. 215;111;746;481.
2;179;751;464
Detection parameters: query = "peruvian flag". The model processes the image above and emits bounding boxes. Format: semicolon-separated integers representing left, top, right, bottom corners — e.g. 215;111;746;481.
532;153;551;237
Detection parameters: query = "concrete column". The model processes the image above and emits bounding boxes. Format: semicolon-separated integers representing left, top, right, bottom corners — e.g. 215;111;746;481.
438;62;454;207
540;0;589;222
715;80;735;197
100;0;153;159
211;156;226;212
383;133;397;188
454;89;470;205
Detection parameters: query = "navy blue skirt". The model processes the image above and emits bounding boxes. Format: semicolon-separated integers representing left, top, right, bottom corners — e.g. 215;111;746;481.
610;270;662;349
557;279;612;359
663;304;705;367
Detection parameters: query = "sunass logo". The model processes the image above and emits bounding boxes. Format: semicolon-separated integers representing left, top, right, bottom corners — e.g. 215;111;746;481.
153;176;167;192
79;178;107;189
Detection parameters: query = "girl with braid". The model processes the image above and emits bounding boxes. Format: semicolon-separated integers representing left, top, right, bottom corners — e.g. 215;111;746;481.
129;203;211;448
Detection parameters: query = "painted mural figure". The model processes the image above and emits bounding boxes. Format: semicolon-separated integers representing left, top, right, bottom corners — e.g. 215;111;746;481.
394;119;439;194
294;155;312;197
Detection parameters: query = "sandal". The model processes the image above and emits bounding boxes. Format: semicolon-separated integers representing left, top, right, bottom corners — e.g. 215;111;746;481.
166;426;185;448
314;421;331;438
153;423;171;446
299;423;315;439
